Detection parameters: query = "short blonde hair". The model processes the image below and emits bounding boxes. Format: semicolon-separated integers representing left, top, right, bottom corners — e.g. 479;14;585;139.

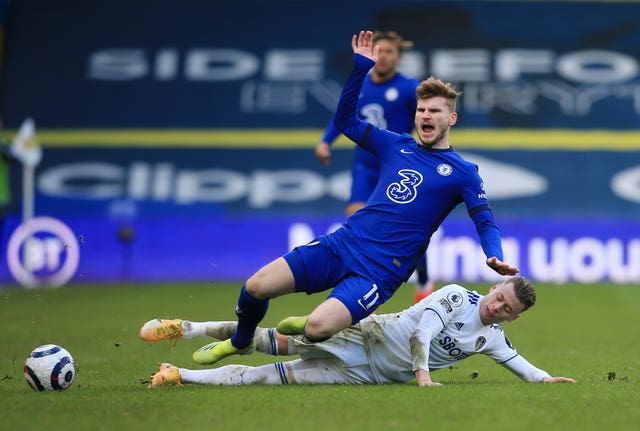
372;31;414;52
416;76;461;112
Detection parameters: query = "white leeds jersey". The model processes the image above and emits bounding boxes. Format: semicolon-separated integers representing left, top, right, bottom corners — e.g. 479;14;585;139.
356;284;551;383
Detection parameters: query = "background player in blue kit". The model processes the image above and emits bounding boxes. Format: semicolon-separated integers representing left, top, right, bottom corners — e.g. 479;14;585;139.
144;276;576;388
315;31;434;302
148;30;519;366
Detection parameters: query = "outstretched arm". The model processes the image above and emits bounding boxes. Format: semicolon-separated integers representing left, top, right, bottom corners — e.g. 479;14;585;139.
501;354;575;383
469;208;520;275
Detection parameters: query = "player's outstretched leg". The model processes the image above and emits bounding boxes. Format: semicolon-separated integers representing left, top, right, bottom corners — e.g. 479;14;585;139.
140;319;185;342
140;319;240;342
191;283;269;364
276;315;308;335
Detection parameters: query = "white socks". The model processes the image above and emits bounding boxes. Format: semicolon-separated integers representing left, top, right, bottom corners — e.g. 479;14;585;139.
183;321;278;355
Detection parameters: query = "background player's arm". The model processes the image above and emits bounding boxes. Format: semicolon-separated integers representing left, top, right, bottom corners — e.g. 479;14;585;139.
316;120;341;165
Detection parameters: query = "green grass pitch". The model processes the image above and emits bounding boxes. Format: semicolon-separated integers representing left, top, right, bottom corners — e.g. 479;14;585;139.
1;281;638;431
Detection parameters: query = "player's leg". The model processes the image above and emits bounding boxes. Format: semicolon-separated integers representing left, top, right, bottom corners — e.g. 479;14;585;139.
192;257;295;364
193;326;289;357
414;253;435;304
152;358;349;387
230;256;295;347
141;318;291;356
304;298;352;341
304;275;391;341
194;239;347;364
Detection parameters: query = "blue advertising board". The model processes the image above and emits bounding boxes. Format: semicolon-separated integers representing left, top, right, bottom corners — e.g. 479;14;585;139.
2;215;639;285
10;147;640;219
1;146;639;285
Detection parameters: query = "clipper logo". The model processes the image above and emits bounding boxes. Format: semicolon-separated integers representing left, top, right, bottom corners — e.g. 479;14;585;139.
447;292;464;307
475;336;487;351
437;164;452;176
386;169;423;204
357;284;380;311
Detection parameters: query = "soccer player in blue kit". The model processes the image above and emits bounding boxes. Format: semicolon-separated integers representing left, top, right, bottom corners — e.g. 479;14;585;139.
315;31;434;302
146;30;520;365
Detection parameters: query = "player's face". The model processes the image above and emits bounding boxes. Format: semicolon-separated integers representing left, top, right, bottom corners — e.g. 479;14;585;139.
415;96;457;149
372;39;401;79
479;282;526;325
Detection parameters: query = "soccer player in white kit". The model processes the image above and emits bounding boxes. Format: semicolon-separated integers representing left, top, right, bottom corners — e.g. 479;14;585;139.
143;276;575;387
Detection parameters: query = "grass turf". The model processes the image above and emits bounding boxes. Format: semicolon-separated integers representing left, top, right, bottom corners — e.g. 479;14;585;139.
1;281;638;431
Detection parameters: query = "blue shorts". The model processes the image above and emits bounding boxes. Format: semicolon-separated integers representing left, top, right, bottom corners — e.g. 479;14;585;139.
283;238;394;324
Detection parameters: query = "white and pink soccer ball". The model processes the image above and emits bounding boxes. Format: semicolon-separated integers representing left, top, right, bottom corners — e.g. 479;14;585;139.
24;344;76;391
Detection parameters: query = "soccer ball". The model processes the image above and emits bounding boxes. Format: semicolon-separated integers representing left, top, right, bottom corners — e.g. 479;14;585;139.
24;344;76;391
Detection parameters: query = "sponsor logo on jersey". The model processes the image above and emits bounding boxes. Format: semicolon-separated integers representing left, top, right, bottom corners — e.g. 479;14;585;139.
447;292;464;307
475;336;487;351
437;164;452;176
438;298;453;313
386;169;423;204
439;335;468;360
454;322;465;330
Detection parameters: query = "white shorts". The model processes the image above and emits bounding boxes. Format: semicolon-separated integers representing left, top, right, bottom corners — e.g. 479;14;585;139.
286;323;376;384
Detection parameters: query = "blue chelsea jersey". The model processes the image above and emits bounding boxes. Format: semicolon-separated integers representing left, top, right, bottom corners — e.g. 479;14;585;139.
325;54;503;283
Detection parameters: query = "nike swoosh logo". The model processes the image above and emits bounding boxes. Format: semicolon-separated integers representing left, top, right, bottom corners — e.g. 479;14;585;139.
400;149;414;154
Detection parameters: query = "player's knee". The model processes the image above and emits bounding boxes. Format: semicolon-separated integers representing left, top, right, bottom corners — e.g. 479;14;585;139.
303;317;336;342
245;275;269;299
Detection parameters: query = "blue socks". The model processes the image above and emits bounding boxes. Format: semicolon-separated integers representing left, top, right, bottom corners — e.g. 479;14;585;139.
230;286;268;349
416;254;428;285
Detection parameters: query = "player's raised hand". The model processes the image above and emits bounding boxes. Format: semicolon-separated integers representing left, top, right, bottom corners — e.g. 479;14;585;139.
486;257;520;276
351;30;378;62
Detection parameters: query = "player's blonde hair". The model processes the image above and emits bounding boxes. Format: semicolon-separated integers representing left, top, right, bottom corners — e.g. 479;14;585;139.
508;276;536;311
373;30;414;53
416;77;461;112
